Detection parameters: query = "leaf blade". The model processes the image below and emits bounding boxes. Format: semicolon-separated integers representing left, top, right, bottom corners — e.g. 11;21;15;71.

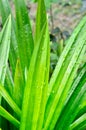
43;16;86;130
0;15;11;84
15;0;34;72
0;106;20;128
0;0;18;77
20;22;50;130
0;84;21;118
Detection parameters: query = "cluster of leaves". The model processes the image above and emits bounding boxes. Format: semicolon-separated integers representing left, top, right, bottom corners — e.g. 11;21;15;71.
0;0;86;130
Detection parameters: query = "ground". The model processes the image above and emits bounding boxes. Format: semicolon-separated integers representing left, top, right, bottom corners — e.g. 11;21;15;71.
26;0;86;36
0;0;86;35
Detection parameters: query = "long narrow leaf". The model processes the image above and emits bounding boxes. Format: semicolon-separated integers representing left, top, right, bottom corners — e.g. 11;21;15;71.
5;65;14;96
13;59;25;109
35;0;47;43
34;1;50;129
0;0;18;77
0;84;21;118
15;0;34;73
0;106;20;128
55;64;86;130
43;16;86;130
65;63;86;105
20;22;50;130
0;15;11;84
70;113;86;130
75;93;86;120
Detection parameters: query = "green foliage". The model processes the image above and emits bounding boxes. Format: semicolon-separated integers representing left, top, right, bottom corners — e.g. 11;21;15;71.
0;15;11;85
15;0;34;73
0;0;18;77
0;0;86;130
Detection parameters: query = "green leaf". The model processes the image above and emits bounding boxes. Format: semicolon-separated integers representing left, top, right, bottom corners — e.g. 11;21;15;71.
43;16;86;130
0;106;20;128
15;0;34;73
55;64;86;130
5;65;14;96
0;0;18;77
48;16;86;97
70;113;86;130
0;84;21;118
65;63;86;105
35;0;47;43
0;0;11;24
76;93;86;120
0;17;11;128
13;59;25;109
0;15;11;84
20;22;50;130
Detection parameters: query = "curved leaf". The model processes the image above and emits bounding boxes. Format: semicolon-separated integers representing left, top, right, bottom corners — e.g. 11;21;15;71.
0;84;21;118
70;113;86;130
0;0;18;77
0;15;11;84
20;22;50;130
15;0;34;73
13;59;24;109
0;106;20;128
43;16;86;130
35;0;47;43
55;64;86;130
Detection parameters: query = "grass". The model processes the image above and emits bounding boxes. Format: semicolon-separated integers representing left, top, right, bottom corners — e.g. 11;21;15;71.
0;0;86;129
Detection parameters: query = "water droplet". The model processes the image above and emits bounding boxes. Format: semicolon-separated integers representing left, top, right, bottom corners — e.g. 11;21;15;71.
42;47;45;51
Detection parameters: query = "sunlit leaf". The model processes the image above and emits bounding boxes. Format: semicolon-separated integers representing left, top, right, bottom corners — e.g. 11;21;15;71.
20;22;50;130
0;15;11;84
43;16;86;130
13;59;25;109
35;0;47;43
0;106;20;128
70;113;86;130
0;84;21;118
15;0;34;73
0;0;18;77
55;64;86;130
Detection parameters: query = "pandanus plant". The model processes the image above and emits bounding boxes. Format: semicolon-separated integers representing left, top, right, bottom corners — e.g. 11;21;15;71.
0;0;86;129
